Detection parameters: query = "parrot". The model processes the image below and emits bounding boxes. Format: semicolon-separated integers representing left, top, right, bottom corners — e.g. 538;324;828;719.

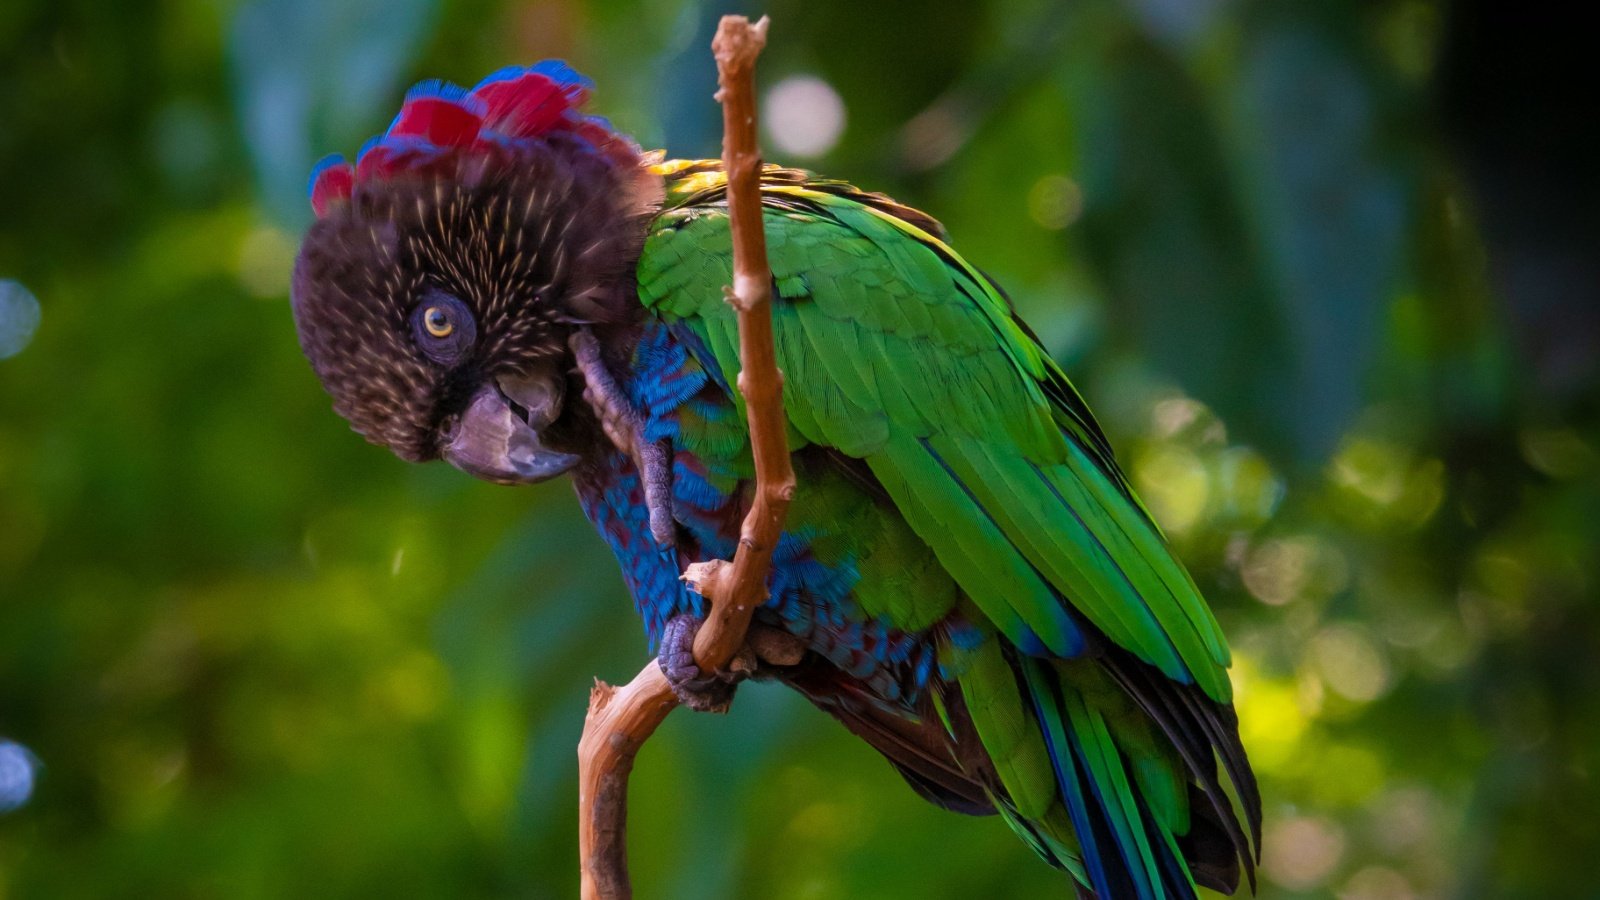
290;62;1259;899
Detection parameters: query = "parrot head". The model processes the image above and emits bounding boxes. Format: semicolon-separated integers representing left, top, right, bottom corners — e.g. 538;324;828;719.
291;62;659;484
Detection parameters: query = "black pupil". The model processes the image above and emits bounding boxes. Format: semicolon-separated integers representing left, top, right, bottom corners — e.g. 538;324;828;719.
427;309;448;331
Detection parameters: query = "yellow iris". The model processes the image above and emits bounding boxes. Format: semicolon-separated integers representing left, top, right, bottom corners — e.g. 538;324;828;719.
423;307;453;338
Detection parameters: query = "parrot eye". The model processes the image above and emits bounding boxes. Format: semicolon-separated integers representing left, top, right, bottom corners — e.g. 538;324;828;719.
423;307;453;337
410;292;477;367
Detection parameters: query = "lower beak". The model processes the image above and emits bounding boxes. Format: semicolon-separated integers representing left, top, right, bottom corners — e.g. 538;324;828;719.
441;374;580;485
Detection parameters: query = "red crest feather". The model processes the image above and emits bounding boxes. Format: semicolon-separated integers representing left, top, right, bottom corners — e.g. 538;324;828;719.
308;61;640;217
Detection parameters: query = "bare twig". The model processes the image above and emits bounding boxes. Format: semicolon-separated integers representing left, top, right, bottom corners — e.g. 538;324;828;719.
577;15;788;900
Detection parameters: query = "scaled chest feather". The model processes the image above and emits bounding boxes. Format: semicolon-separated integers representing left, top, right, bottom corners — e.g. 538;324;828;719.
572;319;953;708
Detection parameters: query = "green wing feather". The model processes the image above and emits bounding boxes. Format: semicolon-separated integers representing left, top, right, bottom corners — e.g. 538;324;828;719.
638;169;1233;703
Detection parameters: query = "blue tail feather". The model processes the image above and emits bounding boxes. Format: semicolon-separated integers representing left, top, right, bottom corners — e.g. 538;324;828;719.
1019;655;1197;900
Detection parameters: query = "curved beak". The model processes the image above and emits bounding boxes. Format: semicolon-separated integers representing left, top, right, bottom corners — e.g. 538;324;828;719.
441;372;580;485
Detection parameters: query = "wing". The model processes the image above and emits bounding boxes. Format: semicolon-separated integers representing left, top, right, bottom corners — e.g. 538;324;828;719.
637;168;1233;704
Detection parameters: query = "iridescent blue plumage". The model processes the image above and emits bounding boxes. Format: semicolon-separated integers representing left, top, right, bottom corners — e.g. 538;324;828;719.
574;449;702;642
576;319;941;704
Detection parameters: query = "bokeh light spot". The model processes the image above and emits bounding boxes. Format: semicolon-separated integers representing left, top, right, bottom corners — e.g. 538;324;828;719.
1027;174;1084;229
764;75;846;159
1217;446;1285;521
1134;445;1210;535
366;650;449;722
1264;814;1347;891
1519;427;1597;478
1150;397;1204;439
1313;624;1392;702
1233;657;1311;770
1341;865;1417;900
1242;536;1349;607
1370;786;1439;852
1330;436;1445;528
1332;437;1408;505
1243;539;1313;606
0;279;42;359
0;739;40;813
237;225;297;298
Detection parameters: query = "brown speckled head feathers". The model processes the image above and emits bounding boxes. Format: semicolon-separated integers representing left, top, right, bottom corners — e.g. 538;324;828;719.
291;139;653;461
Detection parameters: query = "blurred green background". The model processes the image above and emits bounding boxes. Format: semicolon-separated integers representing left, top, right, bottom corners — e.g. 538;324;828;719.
2;1;1597;897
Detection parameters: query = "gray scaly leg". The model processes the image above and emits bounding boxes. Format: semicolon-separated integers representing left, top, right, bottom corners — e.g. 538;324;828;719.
570;329;676;547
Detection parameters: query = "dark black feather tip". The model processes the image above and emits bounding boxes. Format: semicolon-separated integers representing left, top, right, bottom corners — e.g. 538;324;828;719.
1102;649;1261;894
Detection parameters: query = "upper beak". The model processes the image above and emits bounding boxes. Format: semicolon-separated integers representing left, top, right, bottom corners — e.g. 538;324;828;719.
440;371;580;485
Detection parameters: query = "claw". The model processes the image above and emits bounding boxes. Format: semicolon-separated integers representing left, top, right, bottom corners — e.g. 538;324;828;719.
658;614;742;713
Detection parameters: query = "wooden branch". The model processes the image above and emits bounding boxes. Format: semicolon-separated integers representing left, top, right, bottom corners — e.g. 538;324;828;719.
577;16;786;900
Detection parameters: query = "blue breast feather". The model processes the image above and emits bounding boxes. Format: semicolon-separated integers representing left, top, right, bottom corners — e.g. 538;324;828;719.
572;320;944;705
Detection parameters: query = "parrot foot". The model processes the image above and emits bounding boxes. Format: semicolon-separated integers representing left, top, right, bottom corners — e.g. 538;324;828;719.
658;613;747;713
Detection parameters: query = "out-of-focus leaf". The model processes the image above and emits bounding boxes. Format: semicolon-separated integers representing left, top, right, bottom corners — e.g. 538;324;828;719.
229;0;439;226
1062;4;1412;466
1221;7;1411;462
1060;13;1296;461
